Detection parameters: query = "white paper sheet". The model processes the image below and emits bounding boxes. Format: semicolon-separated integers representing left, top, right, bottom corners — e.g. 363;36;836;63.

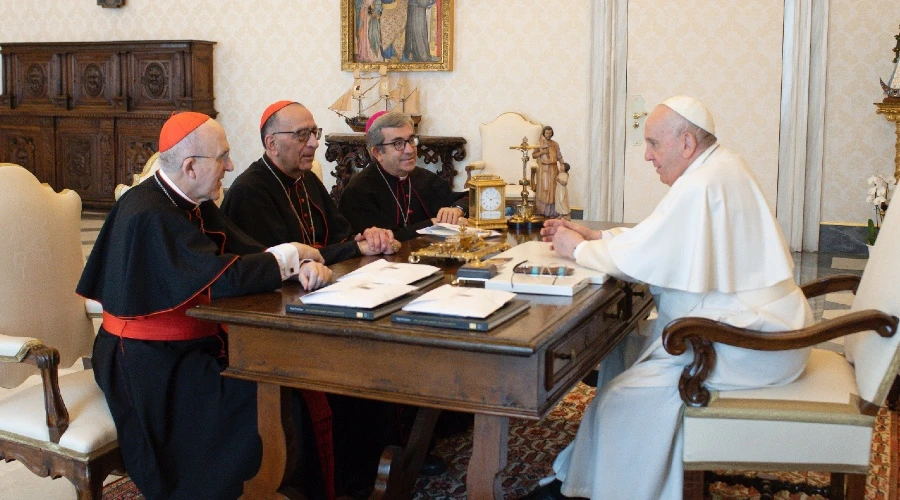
401;284;515;318
300;280;418;308
416;223;501;238
337;258;440;285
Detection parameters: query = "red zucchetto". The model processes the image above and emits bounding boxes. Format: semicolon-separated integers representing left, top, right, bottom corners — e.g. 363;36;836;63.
364;110;388;133
260;100;297;130
158;112;211;152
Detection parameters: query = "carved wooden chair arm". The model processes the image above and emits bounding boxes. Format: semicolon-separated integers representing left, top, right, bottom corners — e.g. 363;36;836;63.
2;343;70;443
464;161;485;180
799;274;861;298
661;310;899;407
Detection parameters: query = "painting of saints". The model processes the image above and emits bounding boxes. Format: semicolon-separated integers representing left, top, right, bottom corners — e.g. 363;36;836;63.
403;0;437;62
356;0;383;62
354;0;443;64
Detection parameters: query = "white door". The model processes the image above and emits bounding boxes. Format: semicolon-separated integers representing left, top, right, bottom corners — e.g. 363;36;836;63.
622;1;786;222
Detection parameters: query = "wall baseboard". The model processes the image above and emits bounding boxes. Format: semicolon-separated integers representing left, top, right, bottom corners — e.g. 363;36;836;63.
818;223;868;255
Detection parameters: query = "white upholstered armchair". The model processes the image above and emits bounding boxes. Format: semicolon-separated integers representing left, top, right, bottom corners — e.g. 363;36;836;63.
663;206;900;500
465;112;543;202
0;164;122;499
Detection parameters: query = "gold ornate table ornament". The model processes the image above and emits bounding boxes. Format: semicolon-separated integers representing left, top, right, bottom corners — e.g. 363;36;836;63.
408;233;510;264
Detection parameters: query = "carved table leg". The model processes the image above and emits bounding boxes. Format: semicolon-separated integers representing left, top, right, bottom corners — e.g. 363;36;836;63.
466;413;509;500
371;407;441;500
242;383;296;500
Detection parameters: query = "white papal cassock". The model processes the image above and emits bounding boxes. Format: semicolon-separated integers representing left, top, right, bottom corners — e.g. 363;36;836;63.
551;143;812;499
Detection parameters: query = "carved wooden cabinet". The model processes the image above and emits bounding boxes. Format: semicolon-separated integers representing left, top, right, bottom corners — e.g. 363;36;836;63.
0;40;216;208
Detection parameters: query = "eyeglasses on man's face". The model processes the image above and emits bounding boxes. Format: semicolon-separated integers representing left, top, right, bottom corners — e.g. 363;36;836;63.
186;150;231;165
271;127;322;143
379;135;419;152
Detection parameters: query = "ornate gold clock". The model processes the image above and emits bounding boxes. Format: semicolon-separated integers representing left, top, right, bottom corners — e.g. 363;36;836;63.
465;174;507;229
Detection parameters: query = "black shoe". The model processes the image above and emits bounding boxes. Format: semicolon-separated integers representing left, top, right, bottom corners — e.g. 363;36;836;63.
520;479;585;500
419;454;447;476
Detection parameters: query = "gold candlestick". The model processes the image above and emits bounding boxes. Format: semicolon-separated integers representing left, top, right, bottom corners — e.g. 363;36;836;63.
506;137;545;231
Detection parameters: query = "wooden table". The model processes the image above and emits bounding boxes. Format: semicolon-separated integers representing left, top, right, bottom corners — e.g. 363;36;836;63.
188;226;652;499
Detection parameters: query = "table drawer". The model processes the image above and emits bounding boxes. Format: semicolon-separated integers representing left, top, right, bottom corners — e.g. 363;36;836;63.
544;290;626;390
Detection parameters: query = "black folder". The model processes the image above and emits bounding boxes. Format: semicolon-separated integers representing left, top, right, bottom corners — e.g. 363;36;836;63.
390;299;531;332
285;291;419;320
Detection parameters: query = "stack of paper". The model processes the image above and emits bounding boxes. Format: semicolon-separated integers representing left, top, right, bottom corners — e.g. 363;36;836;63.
338;259;440;285
401;284;515;318
417;223;501;238
299;280;418;308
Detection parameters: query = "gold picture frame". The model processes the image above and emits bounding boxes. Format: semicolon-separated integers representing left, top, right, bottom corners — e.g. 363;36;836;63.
341;0;453;72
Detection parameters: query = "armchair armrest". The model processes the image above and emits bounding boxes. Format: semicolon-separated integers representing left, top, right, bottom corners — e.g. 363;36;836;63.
0;335;70;443
465;161;485;180
84;298;103;319
661;310;899;407
799;274;861;298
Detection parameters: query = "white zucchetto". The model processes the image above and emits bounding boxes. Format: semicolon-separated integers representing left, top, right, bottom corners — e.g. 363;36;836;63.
662;95;716;135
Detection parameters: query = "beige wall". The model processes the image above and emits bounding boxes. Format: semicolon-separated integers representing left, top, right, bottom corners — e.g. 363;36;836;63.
0;0;592;209
822;0;897;224
1;0;896;226
623;0;785;223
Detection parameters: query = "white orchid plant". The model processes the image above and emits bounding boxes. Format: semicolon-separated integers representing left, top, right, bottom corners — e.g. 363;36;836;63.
865;173;895;245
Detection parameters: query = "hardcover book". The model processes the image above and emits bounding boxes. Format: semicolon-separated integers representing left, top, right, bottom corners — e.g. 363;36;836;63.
391;299;531;332
286;291;421;320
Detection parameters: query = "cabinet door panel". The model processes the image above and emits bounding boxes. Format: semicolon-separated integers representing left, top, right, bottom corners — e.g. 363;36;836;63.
56;118;115;207
127;51;185;111
9;53;61;111
116;117;165;185
0;116;56;186
69;52;122;110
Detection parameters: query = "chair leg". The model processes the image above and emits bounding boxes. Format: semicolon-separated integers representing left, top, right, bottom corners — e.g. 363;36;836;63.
831;473;845;500
72;474;104;500
683;470;706;500
886;374;900;411
831;472;866;500
845;473;866;500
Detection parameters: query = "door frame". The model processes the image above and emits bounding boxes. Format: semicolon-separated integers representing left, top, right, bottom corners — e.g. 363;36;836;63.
589;0;829;251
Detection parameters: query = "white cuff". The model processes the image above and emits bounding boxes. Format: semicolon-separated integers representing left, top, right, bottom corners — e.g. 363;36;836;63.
266;243;302;281
573;240;589;261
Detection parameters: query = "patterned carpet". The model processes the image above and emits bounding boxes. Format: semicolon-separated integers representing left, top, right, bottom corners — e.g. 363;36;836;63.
101;382;899;500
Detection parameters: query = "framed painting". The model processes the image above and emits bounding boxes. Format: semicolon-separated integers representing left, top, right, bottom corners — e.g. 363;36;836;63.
341;0;453;72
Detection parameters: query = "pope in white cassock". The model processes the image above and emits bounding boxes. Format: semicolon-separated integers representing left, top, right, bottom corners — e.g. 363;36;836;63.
525;96;813;500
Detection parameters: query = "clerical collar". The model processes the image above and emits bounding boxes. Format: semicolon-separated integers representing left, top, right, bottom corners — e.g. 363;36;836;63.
156;169;199;208
262;154;304;185
376;163;409;181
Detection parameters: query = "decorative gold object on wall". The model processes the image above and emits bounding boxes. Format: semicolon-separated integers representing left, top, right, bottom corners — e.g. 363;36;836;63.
341;0;453;72
879;25;900;98
877;25;900;182
875;102;900;182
